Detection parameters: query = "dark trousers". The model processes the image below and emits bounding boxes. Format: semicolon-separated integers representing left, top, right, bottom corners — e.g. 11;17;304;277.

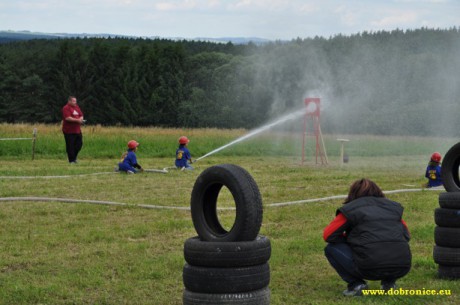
325;243;397;288
64;133;83;162
325;243;366;287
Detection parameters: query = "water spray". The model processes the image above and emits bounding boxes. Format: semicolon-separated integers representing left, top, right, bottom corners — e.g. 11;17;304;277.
195;108;307;162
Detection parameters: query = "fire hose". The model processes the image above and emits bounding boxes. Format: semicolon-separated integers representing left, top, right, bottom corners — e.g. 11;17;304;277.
0;187;443;210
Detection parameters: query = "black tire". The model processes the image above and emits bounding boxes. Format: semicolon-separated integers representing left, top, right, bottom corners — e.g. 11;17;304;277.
438;265;460;279
183;263;270;294
433;246;460;266
439;192;460;209
434;227;460;248
184;235;271;267
190;164;263;242
441;142;460;192
434;208;460;228
183;287;270;305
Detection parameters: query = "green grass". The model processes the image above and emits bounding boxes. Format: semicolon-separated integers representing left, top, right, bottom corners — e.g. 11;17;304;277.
1;123;459;160
0;124;459;305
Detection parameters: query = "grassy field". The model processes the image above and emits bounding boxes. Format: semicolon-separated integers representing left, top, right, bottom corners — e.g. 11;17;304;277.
1;124;459;305
1;122;459;160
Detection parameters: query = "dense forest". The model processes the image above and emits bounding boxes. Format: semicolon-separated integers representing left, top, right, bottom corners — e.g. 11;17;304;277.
1;28;459;136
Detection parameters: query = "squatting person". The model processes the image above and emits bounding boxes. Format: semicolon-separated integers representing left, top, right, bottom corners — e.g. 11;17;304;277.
118;140;143;174
323;178;412;296
175;136;194;170
425;152;443;188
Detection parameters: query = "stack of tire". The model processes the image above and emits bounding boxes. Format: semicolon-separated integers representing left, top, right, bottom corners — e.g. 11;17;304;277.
433;142;460;279
182;164;271;305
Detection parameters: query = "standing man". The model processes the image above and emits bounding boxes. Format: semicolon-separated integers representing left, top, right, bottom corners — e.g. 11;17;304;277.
62;96;84;163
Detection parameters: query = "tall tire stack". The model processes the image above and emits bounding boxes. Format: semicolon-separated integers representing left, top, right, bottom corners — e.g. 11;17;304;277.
183;164;271;305
434;142;460;279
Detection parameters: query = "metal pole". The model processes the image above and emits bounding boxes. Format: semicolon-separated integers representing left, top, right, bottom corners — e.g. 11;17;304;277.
318;123;328;164
315;117;319;164
340;142;344;167
337;139;349;167
301;114;307;165
32;128;37;160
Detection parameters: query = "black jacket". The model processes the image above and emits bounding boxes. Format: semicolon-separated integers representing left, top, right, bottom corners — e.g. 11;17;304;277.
339;196;411;280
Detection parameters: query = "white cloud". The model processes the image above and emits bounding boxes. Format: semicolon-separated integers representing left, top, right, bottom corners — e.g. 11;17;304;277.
371;11;418;27
334;5;361;26
227;0;305;12
299;3;319;14
153;0;230;11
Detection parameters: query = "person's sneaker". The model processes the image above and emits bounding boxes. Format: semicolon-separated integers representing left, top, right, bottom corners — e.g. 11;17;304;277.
114;166;119;172
69;161;77;164
381;281;396;292
342;283;368;296
127;170;135;174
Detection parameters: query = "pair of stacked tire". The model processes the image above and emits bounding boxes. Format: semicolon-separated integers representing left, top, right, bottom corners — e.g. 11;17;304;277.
434;142;460;279
182;164;271;305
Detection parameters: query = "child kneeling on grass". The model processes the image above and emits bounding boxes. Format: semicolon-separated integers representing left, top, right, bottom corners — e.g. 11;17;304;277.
425;152;443;188
175;136;194;171
323;178;411;296
118;140;143;174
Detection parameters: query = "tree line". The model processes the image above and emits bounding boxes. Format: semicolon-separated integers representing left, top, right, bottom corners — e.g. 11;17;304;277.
1;27;459;136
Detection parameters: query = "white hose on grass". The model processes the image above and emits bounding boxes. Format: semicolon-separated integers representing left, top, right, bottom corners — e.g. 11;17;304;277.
0;197;190;210
0;187;443;211
266;187;444;207
0;168;169;179
144;169;168;174
0;172;118;179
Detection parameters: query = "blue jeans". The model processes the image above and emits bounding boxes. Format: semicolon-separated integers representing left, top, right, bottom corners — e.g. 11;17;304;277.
324;243;365;287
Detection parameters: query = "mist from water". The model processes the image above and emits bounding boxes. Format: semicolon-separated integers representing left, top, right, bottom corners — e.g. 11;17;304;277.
246;30;460;160
197;30;460;163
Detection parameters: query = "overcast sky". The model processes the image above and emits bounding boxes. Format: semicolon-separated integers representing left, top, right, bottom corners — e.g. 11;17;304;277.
0;0;459;40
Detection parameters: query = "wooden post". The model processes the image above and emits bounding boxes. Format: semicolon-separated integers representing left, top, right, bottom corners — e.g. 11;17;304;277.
337;139;349;167
32;128;37;160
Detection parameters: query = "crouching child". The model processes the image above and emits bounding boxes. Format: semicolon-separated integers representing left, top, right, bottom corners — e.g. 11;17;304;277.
118;140;143;174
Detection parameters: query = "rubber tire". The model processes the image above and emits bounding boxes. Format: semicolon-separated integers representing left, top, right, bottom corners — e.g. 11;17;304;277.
434;227;460;248
441;142;460;192
434;208;460;228
183;263;270;294
439;192;460;209
438;265;460;279
184;235;271;267
191;164;263;242
433;246;460;266
183;287;270;305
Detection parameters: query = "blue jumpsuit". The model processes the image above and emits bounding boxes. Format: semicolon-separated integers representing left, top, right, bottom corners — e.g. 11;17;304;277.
425;162;442;187
175;145;193;170
118;150;141;173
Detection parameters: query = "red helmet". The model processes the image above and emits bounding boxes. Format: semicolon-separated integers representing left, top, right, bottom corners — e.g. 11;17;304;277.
431;152;442;163
179;136;189;145
128;140;139;149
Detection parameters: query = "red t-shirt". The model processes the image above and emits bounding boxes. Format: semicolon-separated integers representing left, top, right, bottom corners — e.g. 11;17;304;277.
62;104;83;134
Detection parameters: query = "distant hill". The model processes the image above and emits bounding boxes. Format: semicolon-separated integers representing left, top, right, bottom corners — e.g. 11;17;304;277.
0;30;271;45
0;30;63;43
